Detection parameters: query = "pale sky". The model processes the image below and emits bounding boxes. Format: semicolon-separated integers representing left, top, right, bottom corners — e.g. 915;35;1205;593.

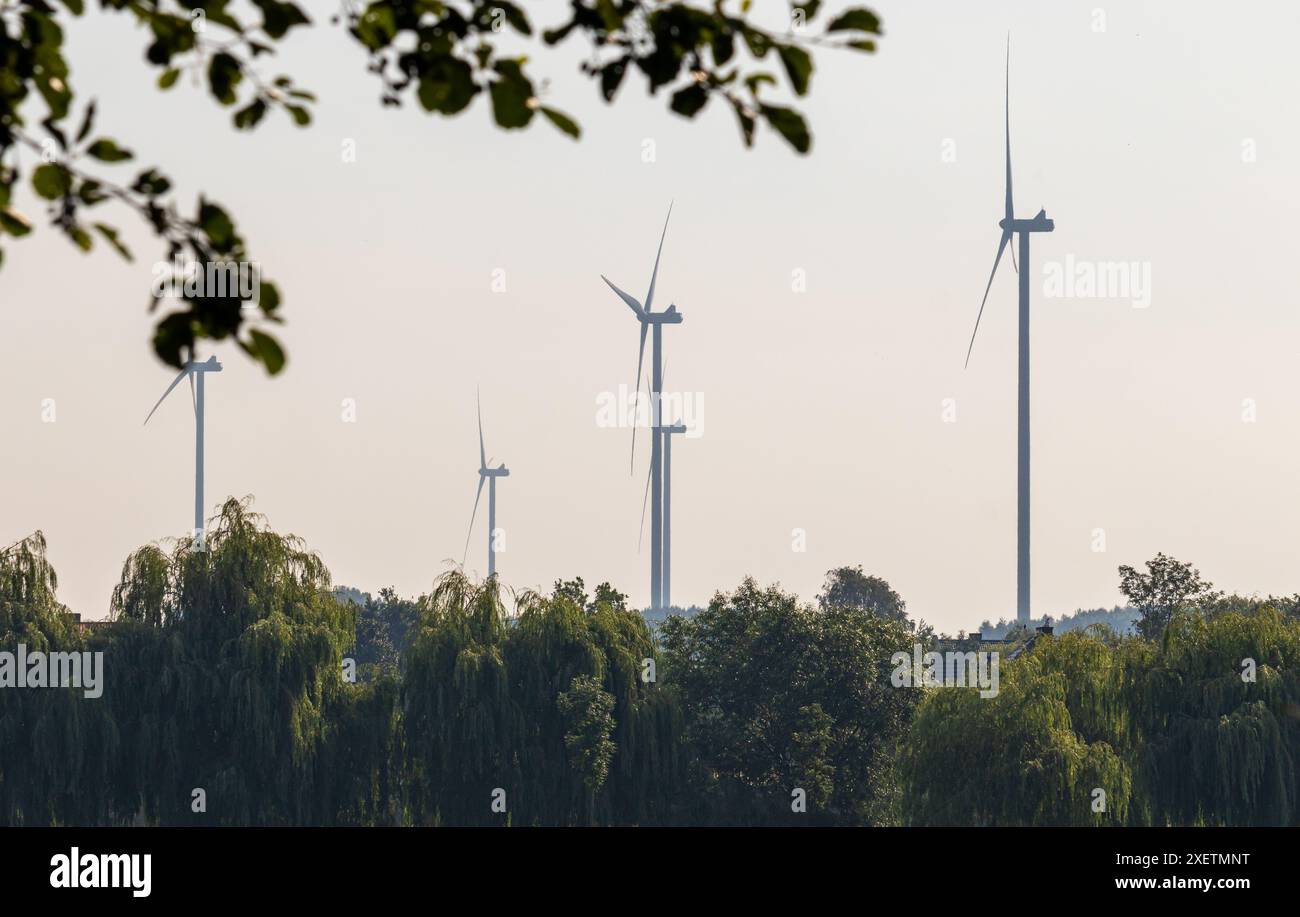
3;0;1298;632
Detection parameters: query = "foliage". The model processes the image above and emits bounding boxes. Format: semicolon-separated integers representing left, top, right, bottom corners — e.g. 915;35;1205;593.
345;586;420;680
99;497;386;825
0;1;882;372
818;565;913;625
903;610;1300;826
660;577;921;825
401;571;681;825
1118;553;1221;640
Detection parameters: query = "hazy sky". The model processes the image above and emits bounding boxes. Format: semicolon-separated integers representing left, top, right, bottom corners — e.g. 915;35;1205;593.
3;1;1298;632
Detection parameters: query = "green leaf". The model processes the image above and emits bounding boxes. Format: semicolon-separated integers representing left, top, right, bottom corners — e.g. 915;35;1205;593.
85;139;134;163
670;84;709;118
33;164;72;200
827;9;882;34
234;99;268;130
284;104;312;127
777;44;812;96
76;100;96;143
0;207;33;237
256;280;281;314
540;107;580;139
245;329;286;375
208;52;243;106
489;61;536;129
761;105;811;153
68;225;93;252
93;223;133;261
198;201;236;250
354;5;397;50
158;68;180;90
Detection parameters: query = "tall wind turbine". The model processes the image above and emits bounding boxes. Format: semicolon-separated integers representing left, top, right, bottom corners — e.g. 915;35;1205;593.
463;391;509;579
143;355;223;549
601;204;682;613
964;39;1055;624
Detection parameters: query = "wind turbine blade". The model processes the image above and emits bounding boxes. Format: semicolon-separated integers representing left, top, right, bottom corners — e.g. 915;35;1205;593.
143;367;191;425
462;475;486;564
602;275;645;317
188;371;197;416
644;201;673;313
636;458;652;552
1004;36;1014;222
477;388;486;471
630;323;648;473
964;230;1012;369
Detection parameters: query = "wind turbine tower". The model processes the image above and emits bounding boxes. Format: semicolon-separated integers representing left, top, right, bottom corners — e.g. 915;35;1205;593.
964;39;1055;624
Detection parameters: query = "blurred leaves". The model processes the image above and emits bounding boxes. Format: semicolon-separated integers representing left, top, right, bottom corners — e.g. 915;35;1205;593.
0;1;881;376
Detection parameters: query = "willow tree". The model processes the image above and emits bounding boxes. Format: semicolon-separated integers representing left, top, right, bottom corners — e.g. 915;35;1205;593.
0;533;118;825
903;610;1300;826
401;572;681;826
1125;608;1300;825
901;632;1132;826
103;498;396;825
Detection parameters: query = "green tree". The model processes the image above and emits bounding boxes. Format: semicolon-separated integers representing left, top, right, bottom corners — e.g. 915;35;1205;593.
102;497;393;825
660;577;920;825
0;533;118;825
1118;553;1220;640
0;1;883;373
902;631;1132;826
401;571;680;825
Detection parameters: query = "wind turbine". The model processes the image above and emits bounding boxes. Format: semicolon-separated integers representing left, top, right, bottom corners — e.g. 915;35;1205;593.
601;203;682;613
963;38;1055;624
463;391;509;579
143;355;223;549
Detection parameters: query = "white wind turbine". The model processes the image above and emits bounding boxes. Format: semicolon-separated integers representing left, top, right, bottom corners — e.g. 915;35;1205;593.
143;355;224;549
601;203;682;613
462;390;509;579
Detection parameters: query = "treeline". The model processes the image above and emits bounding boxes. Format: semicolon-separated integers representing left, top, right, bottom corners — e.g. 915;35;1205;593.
0;500;918;826
2;505;1299;826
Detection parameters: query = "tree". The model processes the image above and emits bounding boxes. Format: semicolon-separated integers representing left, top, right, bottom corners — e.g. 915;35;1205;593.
103;497;390;825
1118;553;1220;640
903;610;1300;826
660;577;920;825
0;1;884;373
817;565;917;628
401;571;681;825
902;631;1132;826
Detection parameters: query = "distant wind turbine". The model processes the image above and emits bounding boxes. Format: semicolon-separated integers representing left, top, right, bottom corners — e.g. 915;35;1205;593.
462;390;509;579
963;38;1055;624
601;203;682;613
143;355;224;549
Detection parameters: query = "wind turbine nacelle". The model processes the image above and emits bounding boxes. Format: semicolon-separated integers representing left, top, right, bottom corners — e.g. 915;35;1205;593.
481;466;510;478
645;307;684;325
188;356;224;373
1001;213;1054;234
658;423;688;435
